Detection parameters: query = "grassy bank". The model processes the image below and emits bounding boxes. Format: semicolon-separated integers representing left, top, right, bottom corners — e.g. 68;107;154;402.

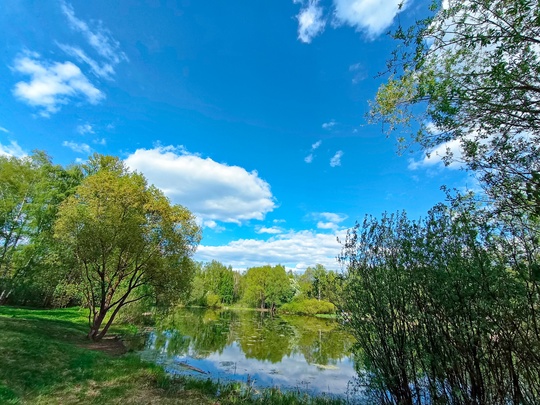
0;306;345;404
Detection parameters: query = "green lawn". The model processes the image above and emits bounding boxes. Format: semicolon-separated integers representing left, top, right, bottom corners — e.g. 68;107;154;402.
0;306;344;405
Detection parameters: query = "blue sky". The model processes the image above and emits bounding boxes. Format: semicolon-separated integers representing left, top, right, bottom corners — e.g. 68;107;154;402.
0;0;472;271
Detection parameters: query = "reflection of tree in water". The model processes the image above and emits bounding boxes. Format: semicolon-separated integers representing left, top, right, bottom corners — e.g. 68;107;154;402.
234;311;295;363
282;315;354;366
153;308;235;358
150;308;353;365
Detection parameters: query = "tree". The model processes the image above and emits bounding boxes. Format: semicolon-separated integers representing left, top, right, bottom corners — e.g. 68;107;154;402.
371;0;540;215
0;152;81;305
55;155;201;341
242;265;292;310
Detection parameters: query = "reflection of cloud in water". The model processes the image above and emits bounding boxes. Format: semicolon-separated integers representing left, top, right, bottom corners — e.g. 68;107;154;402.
143;339;356;396
138;309;358;397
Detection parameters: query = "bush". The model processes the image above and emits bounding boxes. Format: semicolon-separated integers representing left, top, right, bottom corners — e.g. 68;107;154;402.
280;298;335;316
205;293;222;308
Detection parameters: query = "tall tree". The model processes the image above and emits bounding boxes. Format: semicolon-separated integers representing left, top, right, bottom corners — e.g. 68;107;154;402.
0;152;81;305
55;155;201;341
242;265;292;310
371;0;540;215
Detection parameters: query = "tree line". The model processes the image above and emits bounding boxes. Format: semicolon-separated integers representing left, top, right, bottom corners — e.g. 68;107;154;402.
187;261;341;315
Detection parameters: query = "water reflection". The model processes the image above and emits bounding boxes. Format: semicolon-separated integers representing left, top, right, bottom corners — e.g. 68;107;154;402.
139;308;357;396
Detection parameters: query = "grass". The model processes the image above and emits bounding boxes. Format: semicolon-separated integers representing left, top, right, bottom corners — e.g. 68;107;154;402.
0;306;346;404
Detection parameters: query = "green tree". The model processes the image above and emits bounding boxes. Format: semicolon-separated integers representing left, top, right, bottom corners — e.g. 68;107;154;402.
371;0;540;215
242;265;292;310
0;152;81;305
55;155;201;341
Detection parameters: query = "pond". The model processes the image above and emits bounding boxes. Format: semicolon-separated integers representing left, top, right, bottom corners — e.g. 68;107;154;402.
138;308;359;397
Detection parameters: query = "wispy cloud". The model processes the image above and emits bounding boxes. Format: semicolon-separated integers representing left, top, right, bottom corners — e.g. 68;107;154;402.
322;119;336;129
125;145;276;224
58;44;115;79
12;53;103;116
92;138;106;145
330;150;343;167
0;126;9;133
0;140;26;158
349;62;367;83
62;140;92;154
76;123;94;135
304;139;323;163
333;0;409;38
295;0;326;43
60;1;127;67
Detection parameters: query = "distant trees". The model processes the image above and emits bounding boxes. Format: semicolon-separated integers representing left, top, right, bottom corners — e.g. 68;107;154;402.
55;155;201;341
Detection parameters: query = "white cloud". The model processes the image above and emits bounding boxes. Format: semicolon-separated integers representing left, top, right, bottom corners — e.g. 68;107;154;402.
296;0;326;43
257;226;283;234
62;141;92;154
322;120;336;129
408;124;467;170
333;0;409;38
93;138;106;145
0;140;26;158
196;229;345;272
304;139;322;163
319;212;348;223
76;123;94;135
0;127;9;133
349;62;367;83
202;220;226;232
314;212;348;230
12;53;103;116
124;146;276;223
60;1;127;67
330;150;343;167
58;44;115;79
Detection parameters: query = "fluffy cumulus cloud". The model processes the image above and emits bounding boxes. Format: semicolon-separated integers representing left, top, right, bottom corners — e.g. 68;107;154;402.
333;0;409;38
314;211;348;230
408;138;464;170
330;150;343;167
124;146;276;223
256;226;283;234
0;140;26;158
12;53;103;116
196;229;346;272
295;0;326;43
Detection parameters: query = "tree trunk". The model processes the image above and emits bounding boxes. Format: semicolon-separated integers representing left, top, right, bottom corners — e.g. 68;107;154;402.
88;310;107;341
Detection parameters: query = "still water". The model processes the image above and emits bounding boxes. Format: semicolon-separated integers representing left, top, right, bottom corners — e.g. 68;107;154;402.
139;308;358;397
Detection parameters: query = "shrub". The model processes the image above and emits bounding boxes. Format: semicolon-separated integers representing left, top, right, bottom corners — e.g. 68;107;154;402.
280;298;335;316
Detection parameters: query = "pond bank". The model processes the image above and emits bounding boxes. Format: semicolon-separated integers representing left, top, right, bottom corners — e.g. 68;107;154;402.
0;306;346;404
